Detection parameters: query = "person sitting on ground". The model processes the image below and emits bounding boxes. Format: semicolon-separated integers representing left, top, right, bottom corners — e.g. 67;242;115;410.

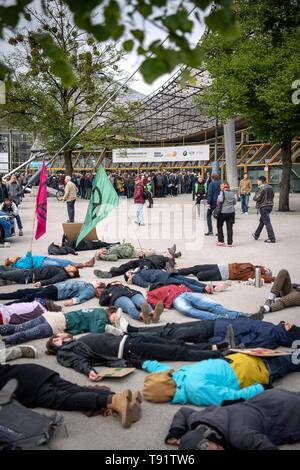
176;262;274;283
94;253;176;279
146;285;262;321
166;388;300;450
95;243;181;263
0;363;142;428
0;197;24;236
45;332;221;380
48;239;118;256
258;269;300;315
0;306;120;346
107;313;300;351
142;351;300;408
124;268;230;294
0;279;105;306
0;265;80;287
99;282;164;324
5;250;95;270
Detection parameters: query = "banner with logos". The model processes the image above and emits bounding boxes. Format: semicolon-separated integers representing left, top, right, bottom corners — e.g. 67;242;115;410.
112;145;210;163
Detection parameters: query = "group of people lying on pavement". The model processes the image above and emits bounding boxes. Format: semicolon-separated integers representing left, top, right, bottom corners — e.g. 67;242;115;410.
1;237;300;449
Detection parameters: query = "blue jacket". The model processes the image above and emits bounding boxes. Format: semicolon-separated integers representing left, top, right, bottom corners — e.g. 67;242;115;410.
142;360;264;407
207;180;221;206
55;280;96;304
211;318;300;349
14;251;46;269
132;269;171;288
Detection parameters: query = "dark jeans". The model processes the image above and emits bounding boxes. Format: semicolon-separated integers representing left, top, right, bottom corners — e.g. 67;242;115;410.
67;200;75;222
35;375;111;411
264;356;300;384
110;260;141;277
124;334;219;362
0;285;58;303
0;268;33;284
14;214;23;230
207;203;216;233
1;316;53;345
177;264;222;282
217;212;235;245
254;205;275;241
127;320;214;349
168;275;207;293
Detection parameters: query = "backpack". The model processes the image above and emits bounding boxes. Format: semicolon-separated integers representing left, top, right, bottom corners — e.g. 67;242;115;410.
0;379;64;450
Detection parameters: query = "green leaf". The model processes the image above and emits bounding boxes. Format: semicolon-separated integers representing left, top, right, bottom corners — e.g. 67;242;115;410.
137;3;152;17
131;29;144;42
123;39;134;52
140;57;169;84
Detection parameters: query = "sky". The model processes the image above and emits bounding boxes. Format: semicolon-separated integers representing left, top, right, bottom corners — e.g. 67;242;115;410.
0;0;206;96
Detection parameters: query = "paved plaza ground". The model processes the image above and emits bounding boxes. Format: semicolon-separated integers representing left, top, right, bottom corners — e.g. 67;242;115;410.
1;191;300;450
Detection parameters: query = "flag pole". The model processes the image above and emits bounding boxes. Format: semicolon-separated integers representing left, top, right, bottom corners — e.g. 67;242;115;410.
29;213;36;253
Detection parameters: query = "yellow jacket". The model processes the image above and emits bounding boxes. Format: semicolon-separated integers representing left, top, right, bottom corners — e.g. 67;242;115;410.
227;353;269;388
239;178;252;194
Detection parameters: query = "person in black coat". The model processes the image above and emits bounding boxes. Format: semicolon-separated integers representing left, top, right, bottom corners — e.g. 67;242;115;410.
0;363;142;428
0;265;79;286
94;254;174;278
99;281;164;323
48;239;119;256
0;175;8;203
166;387;300;450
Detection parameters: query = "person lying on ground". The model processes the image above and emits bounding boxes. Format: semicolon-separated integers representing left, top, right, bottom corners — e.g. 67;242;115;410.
0;306;120;346
5;251;95;270
141;352;300;407
0;279;105;306
45;332;221;380
166;388;300;450
48;239;119;256
0;265;80;287
107;313;300;350
124;268;230;294
95;243;181;263
0;363;142;428
94;254;175;279
146;285;262;321
99;281;164;324
175;262;274;283
258;269;300;315
0;299;50;325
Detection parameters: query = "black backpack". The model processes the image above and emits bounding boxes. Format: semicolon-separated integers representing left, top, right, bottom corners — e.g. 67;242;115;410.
0;379;64;450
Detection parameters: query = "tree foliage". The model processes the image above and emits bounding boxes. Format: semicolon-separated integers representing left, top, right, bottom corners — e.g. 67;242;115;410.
196;0;300;211
0;0;240;85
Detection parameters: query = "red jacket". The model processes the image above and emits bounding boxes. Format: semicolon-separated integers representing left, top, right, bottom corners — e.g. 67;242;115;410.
134;182;145;204
147;284;192;309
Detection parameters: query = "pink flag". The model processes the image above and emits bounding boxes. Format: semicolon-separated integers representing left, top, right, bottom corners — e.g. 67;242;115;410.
35;160;47;240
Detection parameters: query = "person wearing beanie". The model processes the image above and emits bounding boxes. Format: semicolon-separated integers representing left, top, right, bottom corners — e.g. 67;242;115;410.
166;388;300;450
0;307;117;346
142;352;300;407
253;175;276;243
258;269;300;314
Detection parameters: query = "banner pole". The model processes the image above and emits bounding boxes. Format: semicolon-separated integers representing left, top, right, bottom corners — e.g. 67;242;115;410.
29;212;36;253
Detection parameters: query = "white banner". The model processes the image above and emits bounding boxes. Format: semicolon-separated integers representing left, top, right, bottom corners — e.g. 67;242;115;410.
112;145;210;163
0;152;9;172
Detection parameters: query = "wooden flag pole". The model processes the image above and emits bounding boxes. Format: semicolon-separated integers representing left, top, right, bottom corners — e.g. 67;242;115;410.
29;211;36;253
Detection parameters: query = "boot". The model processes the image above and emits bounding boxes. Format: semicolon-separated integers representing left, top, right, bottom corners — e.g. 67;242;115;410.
248;309;264;320
84;257;95;268
167;244;176;256
19;230;23;236
174;251;181;258
224;325;236;349
44;298;62;312
140;304;151;324
94;270;112;278
108;389;140;428
152;300;164;323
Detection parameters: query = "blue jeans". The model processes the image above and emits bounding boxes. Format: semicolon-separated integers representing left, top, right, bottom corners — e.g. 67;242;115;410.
1;316;53;345
42;257;77;267
264;356;300;384
168;275;207;293
240;194;250;213
173;292;240;320
114;294;152;321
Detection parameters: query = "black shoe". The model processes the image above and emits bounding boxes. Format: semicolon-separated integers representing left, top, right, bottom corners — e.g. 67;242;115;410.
264;239;276;243
252;233;259;240
205;232;213;236
224;325;236;349
248;310;264;320
44;299;62;312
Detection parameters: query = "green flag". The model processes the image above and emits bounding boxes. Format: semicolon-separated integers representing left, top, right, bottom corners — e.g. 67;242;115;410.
76;166;119;246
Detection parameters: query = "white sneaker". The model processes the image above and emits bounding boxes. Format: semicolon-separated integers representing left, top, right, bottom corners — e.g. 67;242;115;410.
114;308;129;332
105;324;123;336
245;212;249;215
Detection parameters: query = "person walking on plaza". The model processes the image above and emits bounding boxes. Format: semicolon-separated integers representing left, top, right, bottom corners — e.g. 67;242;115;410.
238;172;252;214
258;269;300;314
216;182;236;247
205;173;220;236
253;175;276;243
134;176;145;226
193;176;206;217
63;175;78;222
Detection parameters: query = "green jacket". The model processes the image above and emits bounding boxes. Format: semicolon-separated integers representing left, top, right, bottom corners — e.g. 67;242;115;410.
65;308;109;335
96;243;137;262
